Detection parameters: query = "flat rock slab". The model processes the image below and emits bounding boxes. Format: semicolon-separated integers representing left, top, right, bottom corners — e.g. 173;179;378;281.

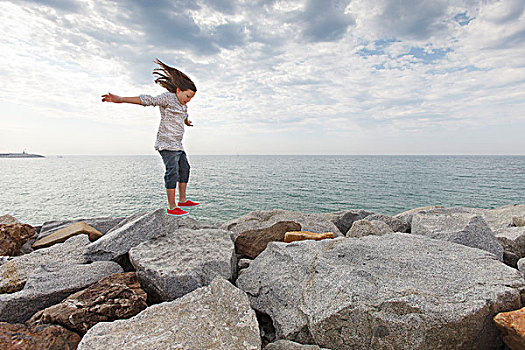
222;209;343;238
236;221;302;259
129;228;236;301
83;209;210;263
411;208;504;261
0;322;80;350
0;235;89;294
37;216;125;240
237;234;525;350
347;219;394;238
0;261;123;323
78;278;261;350
33;221;103;249
28;272;147;334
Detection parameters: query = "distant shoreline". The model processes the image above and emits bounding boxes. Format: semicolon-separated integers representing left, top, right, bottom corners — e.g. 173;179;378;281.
0;153;45;158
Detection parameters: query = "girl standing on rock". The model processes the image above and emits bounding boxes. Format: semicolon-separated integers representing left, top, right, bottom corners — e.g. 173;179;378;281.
101;59;200;217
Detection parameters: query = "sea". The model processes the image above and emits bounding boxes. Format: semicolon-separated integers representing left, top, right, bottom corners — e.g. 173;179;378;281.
1;155;524;227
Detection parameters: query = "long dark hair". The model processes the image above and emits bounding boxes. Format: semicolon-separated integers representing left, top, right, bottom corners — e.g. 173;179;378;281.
153;59;197;93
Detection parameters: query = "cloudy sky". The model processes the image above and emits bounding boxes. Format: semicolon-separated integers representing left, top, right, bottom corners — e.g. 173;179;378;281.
0;0;524;155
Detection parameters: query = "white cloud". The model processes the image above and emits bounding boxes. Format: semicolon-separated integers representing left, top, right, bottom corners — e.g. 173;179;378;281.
0;0;523;155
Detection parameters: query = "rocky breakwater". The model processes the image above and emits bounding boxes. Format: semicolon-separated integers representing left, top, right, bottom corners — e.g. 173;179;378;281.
0;204;524;349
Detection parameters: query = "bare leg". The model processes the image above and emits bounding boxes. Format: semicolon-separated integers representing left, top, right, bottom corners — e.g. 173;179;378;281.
166;188;177;209
178;182;188;203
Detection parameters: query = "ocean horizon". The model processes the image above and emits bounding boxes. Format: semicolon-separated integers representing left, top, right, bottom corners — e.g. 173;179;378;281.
1;154;524;227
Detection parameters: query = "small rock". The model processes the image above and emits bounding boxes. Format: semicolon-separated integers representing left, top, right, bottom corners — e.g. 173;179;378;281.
78;278;261;350
493;307;525;350
346;219;393;238
321;209;376;235
364;213;410;233
33;221;103;249
236;221;302;259
284;231;334;243
238;258;252;270
0;223;36;256
0;322;80;350
27;272;147;334
393;206;444;226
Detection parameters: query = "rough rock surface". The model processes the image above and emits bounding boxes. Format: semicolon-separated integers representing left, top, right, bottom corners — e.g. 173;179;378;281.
129;228;236;301
265;340;331;350
411;209;504;261
0;235;89;294
78;278;261;350
0;214;20;225
0;261;123;323
236;221;301;259
493;307;525;350
33;221;103;249
221;209;343;238
83;209;211;263
513;217;525;227
27;272;147;334
0;322;80;350
237;234;525;349
347;219;394;238
321;209;375;235
0;223;36;256
37;216;124;240
364;213;410;233
393;206;444;226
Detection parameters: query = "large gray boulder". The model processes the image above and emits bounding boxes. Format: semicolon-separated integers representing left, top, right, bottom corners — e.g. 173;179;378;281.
393;206;444;226
346;219;394;238
78;278;261;350
364;213;410;233
83;209;211;263
0;261;122;323
0;235;89;294
236;234;525;349
411;208;504;261
129;228;236;301
221;209;343;238
38;216;125;240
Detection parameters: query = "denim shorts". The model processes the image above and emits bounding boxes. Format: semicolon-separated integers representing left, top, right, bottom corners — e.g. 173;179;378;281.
159;150;190;189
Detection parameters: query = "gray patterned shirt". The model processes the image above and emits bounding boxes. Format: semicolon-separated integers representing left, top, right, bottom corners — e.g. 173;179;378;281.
140;92;188;151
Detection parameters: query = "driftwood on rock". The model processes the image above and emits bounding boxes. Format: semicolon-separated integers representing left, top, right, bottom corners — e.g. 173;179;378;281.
236;221;301;258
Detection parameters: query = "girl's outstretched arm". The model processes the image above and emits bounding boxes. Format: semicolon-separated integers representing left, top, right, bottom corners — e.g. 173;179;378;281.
101;93;141;104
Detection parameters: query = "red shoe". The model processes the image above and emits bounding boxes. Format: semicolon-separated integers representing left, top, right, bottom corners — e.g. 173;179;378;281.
167;208;189;217
178;200;200;207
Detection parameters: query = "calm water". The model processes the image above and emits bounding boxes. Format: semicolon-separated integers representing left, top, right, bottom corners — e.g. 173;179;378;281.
1;155;524;226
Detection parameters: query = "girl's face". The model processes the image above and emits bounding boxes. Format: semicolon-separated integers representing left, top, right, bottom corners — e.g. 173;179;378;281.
176;88;195;105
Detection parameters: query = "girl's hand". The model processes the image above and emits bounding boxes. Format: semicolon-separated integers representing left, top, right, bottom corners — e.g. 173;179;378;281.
185;119;194;127
101;93;122;103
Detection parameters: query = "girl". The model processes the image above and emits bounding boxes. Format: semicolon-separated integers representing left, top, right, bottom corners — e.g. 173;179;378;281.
101;59;200;217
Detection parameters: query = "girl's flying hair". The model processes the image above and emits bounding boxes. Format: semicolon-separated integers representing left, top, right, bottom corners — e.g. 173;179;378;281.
153;59;197;93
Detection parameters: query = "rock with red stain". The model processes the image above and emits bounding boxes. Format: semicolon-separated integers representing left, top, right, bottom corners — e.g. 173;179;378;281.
494;307;525;350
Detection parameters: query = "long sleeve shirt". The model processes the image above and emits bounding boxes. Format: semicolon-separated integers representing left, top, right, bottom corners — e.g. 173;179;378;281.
140;92;188;151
